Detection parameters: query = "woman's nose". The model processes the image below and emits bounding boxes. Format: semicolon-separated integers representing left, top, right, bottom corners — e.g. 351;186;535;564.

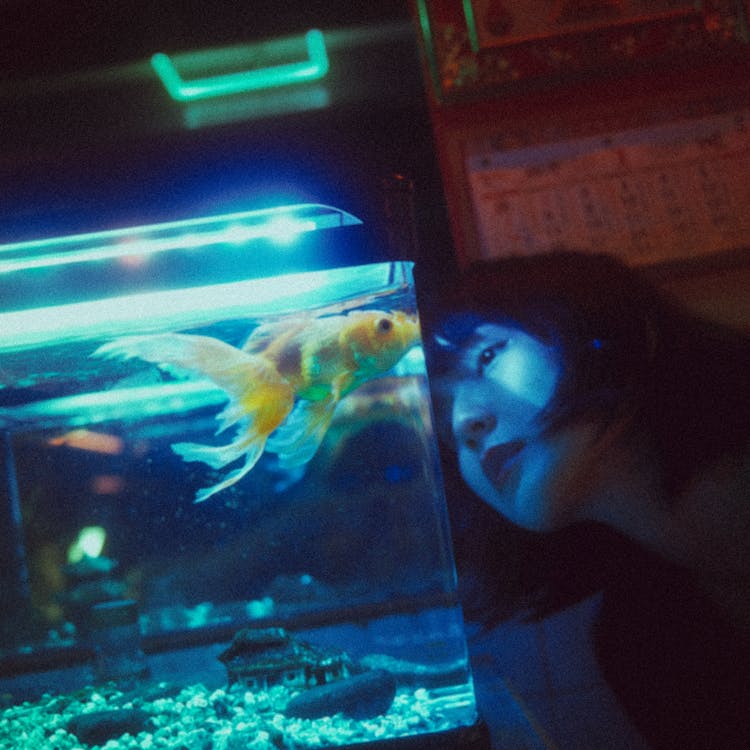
453;407;497;451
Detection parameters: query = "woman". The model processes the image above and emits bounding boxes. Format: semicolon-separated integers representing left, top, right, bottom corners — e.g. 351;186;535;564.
423;251;750;749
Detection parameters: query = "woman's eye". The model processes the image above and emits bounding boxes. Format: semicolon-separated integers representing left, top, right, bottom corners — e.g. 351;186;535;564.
477;340;507;373
479;347;496;368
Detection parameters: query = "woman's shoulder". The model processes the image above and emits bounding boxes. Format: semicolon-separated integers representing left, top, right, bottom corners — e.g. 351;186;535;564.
594;550;750;749
672;442;750;630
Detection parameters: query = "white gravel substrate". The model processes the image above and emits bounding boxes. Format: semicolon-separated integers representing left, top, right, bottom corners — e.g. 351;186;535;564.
0;680;457;750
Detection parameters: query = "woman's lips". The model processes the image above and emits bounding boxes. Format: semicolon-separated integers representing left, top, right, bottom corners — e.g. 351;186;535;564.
481;440;526;487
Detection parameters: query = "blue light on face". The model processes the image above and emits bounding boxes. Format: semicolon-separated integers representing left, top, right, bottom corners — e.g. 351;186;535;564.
436;313;488;351
496;343;556;409
468;324;560;411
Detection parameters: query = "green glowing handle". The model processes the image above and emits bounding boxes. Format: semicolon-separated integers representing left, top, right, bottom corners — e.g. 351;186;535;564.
151;29;329;102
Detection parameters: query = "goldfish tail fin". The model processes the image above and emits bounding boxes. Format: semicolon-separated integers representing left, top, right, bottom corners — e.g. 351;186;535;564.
172;436;249;470
215;400;254;434
266;398;337;470
174;434;266;503
97;333;297;500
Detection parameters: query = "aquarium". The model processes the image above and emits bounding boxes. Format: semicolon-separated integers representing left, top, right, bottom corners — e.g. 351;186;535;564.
0;204;482;750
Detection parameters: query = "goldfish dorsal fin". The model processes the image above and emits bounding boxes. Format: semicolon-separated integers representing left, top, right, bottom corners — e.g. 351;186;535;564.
242;317;309;354
96;333;266;395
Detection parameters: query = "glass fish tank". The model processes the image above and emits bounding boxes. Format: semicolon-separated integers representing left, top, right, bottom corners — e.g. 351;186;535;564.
0;204;483;750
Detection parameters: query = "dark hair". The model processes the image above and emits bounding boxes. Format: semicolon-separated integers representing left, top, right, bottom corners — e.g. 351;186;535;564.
422;251;750;623
426;250;750;493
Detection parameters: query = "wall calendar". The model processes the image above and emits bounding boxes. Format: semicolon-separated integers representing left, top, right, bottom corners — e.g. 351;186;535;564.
466;107;750;264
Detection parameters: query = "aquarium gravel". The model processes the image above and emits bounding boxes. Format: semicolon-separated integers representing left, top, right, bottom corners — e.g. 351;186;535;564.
0;679;459;750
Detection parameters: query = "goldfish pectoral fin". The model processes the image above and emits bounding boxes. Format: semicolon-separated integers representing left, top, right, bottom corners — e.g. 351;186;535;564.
262;404;307;450
274;422;331;470
331;372;355;401
190;438;266;503
272;465;308;493
265;399;323;453
267;399;336;470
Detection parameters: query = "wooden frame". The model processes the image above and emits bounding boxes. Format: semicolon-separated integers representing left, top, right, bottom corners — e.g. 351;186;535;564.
413;1;750;270
416;0;749;102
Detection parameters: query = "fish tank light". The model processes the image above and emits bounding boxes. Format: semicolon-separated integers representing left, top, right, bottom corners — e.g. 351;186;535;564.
0;204;484;749
0;203;365;315
0;203;354;275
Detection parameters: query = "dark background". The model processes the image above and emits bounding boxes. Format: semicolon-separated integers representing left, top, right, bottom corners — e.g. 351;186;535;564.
0;1;455;279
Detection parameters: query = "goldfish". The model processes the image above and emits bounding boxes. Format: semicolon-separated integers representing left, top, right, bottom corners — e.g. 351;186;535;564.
94;310;420;502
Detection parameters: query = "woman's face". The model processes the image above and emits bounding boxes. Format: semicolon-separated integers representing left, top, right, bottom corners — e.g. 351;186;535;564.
443;322;590;531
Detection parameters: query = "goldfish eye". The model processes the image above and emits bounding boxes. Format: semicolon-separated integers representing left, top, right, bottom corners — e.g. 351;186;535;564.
376;318;393;334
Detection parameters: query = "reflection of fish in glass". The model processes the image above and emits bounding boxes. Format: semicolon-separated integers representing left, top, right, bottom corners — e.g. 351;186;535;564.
95;310;420;502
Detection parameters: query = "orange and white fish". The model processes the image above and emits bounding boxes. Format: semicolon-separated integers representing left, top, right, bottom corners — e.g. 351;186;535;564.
94;310;420;502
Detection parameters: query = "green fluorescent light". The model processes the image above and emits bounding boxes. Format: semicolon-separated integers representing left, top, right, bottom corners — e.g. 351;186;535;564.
0;203;359;275
151;29;330;102
5;381;228;430
0;273;329;351
183;85;330;129
462;0;480;53
0;262;402;352
415;0;442;99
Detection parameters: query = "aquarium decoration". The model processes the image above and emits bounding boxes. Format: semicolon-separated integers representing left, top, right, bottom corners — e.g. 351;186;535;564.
67;526;107;563
0;203;480;748
218;627;354;691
